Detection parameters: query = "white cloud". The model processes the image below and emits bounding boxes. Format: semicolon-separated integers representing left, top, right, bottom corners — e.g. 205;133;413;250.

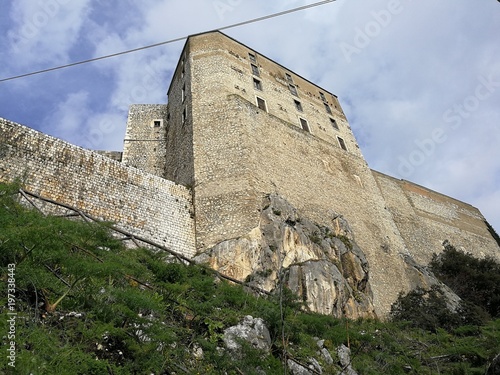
7;0;92;68
1;0;499;231
42;90;90;140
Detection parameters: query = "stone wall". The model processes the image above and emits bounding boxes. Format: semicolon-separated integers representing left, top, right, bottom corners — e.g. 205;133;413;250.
122;104;169;178
172;32;500;316
0;117;196;258
179;32;411;315
372;171;500;264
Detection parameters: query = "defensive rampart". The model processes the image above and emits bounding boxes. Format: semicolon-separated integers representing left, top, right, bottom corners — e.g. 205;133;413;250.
0;118;195;257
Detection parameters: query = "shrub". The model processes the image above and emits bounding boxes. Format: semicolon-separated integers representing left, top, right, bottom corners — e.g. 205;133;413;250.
431;243;500;319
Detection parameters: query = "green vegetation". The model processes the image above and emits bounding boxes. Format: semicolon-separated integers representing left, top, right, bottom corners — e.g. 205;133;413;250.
1;182;499;374
430;241;500;319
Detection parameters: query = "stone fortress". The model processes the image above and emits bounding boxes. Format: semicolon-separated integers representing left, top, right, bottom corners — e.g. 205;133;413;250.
1;31;499;318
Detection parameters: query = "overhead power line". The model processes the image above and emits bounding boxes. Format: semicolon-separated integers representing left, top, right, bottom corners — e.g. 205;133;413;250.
0;0;335;83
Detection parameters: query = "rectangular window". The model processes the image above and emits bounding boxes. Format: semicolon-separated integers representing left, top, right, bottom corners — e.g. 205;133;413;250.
319;92;327;102
153;120;162;127
289;84;298;96
299;118;310;133
249;53;256;63
324;102;332;114
285;73;293;83
330;118;339;130
251;64;260;76
181;56;185;78
337;136;347;151
256;97;267;112
253;78;262;91
182;84;186;102
294;100;303;112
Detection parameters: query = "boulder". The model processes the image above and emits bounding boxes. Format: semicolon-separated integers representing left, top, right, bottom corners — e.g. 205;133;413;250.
223;315;271;353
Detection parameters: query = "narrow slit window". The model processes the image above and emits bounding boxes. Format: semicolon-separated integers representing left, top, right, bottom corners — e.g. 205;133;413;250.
319;92;327;102
253;78;262;91
330;118;339;130
251;64;260;76
182;84;186;102
324;102;332;114
182;107;187;123
299;118;310;133
294;100;303;112
256;97;267;111
337;137;347;151
289;84;298;96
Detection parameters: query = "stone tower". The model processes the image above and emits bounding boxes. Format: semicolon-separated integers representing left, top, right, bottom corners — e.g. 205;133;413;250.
122;31;500;316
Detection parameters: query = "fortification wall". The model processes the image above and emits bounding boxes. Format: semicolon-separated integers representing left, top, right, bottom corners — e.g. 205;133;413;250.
189;89;411;315
373;171;500;264
122;104;169;178
0;118;196;257
185;33;416;315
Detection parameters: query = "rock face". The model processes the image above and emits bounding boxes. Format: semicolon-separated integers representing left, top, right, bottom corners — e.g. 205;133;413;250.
223;315;272;352
196;194;376;319
337;344;358;375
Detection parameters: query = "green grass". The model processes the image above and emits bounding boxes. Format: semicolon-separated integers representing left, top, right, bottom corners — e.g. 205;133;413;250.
1;182;499;374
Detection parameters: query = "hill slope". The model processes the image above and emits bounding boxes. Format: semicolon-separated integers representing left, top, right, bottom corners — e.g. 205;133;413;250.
1;182;499;374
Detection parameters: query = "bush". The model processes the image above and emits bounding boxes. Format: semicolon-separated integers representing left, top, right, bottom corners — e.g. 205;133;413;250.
390;285;487;332
431;243;500;319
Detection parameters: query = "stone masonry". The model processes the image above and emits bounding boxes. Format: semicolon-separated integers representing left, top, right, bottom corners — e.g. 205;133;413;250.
121;31;499;316
1;31;499;318
0;118;195;257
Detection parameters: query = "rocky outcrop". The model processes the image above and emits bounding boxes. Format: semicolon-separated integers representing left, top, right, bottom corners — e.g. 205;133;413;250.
195;194;376;319
337;344;358;375
223;315;272;353
401;251;462;312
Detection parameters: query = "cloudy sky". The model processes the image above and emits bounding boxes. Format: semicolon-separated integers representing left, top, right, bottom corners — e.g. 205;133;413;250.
1;0;499;233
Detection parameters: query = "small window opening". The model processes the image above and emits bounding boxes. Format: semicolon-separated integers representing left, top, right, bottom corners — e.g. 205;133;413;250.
182;107;187;123
319;92;327;102
249;53;256;63
294;100;303;112
256;97;267;111
337;137;347;151
324;102;332;114
253;78;262;91
182;84;186;102
251;64;260;76
289;84;298;96
285;73;293;83
153;120;161;127
330;118;339;130
299;118;310;133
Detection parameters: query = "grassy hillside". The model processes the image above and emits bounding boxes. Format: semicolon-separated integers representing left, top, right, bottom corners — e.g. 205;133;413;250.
1;182;499;374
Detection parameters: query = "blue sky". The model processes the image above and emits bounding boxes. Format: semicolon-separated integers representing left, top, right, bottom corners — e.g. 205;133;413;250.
1;0;499;234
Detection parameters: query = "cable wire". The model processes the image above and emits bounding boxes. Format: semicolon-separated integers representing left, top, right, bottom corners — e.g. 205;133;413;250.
0;0;335;83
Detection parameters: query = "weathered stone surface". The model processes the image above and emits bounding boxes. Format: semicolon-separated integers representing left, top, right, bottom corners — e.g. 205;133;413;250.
402;250;462;311
223;315;271;353
337;344;358;375
316;339;334;365
0;118;195;257
196;194;377;319
287;359;313;375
